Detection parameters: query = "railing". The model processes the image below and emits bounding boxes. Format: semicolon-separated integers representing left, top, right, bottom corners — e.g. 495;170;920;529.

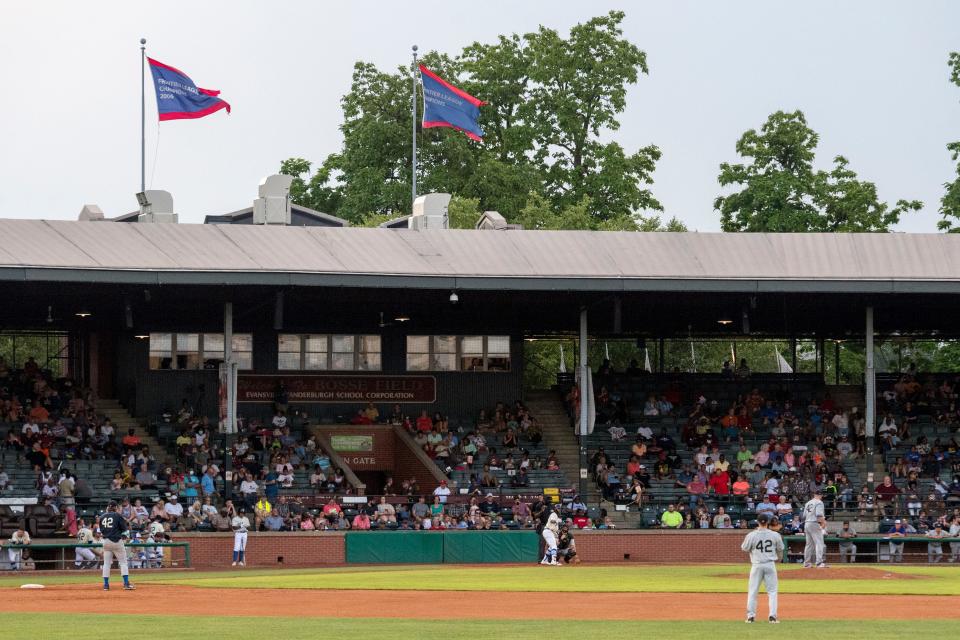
0;541;190;571
782;535;960;564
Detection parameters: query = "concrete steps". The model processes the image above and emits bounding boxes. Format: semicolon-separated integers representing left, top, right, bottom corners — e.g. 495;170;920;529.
98;398;171;465
525;390;580;491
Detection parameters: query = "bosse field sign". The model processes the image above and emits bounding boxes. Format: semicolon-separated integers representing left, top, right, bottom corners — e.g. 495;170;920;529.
237;375;436;404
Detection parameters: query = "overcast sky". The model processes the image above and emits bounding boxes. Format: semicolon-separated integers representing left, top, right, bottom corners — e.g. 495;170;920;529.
1;1;958;231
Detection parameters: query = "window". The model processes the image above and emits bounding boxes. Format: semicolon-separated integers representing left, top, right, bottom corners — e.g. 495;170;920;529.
406;336;430;372
304;335;328;370
175;333;200;370
460;336;484;371
148;333;253;370
277;335;380;371
487;335;511;372
406;335;511;372
149;333;173;370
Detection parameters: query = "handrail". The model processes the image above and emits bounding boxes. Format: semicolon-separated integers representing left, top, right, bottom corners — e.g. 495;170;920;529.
309;430;367;496
392;424;452;487
1;541;191;568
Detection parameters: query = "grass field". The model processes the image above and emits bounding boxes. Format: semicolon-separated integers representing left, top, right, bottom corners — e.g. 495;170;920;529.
1;615;954;640
1;564;958;639
1;563;958;594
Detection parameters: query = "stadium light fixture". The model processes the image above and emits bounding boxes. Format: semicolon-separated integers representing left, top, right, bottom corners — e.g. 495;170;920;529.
449;291;459;304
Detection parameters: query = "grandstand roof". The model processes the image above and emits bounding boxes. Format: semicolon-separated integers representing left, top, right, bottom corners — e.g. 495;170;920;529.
0;219;958;293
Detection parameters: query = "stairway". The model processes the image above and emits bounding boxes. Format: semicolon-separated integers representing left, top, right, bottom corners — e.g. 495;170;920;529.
825;384;864;413
525;390;642;526
97;399;170;465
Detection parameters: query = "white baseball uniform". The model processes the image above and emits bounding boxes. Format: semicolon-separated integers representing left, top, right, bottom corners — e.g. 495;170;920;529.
541;512;561;564
802;497;826;566
75;525;97;567
232;515;250;559
741;527;783;619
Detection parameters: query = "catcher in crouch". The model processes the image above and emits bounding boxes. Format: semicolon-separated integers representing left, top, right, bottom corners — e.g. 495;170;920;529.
557;524;580;564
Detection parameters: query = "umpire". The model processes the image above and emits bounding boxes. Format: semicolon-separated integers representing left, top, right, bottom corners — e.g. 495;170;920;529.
98;501;135;590
801;489;828;568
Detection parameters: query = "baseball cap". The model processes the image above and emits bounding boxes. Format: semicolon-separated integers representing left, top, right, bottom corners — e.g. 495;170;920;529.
756;514;770;525
486;493;494;497
170;494;179;500
894;519;902;524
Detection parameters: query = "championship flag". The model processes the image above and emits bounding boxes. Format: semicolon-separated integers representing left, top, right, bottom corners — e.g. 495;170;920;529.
147;57;231;121
419;65;485;140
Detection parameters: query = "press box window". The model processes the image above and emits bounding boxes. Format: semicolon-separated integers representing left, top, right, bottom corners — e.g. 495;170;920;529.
277;334;380;371
405;335;511;372
149;333;252;370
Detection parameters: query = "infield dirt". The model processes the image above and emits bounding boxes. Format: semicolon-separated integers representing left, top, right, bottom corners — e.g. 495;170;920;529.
1;585;958;620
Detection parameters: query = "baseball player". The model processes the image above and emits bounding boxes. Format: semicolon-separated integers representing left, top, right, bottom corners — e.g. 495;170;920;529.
801;489;827;568
837;521;858;563
741;513;783;624
540;510;561;566
74;518;98;569
98;501;134;590
557;524;580;564
231;508;251;566
949;515;960;562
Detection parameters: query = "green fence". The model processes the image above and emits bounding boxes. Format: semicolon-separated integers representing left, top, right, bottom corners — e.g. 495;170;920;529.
345;531;539;564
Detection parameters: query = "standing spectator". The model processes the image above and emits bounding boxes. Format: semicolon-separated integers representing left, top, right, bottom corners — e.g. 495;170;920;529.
433;479;451;504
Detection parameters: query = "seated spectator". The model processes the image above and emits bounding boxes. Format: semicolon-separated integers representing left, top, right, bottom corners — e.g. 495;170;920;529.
376;496;397;524
660;504;683;528
264;509;285;532
756;495;777;518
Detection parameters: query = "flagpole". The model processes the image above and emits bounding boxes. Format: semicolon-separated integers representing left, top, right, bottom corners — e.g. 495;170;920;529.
411;44;418;210
140;37;147;193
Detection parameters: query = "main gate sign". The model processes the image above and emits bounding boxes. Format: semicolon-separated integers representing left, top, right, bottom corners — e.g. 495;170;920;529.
237;375;436;403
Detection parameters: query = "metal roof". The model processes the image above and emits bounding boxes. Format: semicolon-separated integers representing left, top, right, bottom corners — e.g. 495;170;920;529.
0;219;959;293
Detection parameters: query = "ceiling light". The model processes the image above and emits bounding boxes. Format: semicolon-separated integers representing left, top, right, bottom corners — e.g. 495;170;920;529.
717;318;733;325
135;334;149;340
394;315;410;323
75;311;92;318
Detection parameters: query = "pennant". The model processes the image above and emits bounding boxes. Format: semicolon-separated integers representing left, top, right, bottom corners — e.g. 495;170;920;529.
148;57;231;121
419;64;485;140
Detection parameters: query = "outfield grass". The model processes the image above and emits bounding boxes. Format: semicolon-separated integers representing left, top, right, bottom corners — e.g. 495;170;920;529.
1;564;959;595
0;613;948;640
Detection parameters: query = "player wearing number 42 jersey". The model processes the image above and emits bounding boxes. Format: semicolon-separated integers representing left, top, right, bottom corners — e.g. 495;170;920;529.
98;501;135;591
741;513;783;624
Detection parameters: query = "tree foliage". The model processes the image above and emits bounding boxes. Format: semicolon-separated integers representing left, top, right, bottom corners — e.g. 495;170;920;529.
280;12;668;230
715;110;922;232
940;52;960;232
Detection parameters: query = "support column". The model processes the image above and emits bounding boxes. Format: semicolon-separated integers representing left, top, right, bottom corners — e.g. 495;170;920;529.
790;337;798;373
578;307;588;501
658;337;665;373
865;307;876;469
834;340;841;385
224;302;236;500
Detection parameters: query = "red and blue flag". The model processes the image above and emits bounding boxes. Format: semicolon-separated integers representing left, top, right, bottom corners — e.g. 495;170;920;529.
419;65;485;141
147;57;231;121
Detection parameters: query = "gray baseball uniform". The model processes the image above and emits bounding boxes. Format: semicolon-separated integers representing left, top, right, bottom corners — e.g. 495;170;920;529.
741;527;783;619
837;525;857;563
802;497;826;566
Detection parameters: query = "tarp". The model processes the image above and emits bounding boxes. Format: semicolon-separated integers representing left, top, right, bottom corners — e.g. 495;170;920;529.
345;531;539;564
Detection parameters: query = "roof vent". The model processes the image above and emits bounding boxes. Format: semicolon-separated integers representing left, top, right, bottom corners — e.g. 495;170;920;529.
476;210;522;230
409;193;451;230
78;204;105;221
253;174;293;225
136;190;178;223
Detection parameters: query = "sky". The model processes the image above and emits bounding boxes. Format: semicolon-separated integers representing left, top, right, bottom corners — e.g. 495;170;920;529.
1;0;958;231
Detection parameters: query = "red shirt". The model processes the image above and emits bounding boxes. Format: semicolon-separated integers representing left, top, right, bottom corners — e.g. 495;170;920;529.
351;415;372;425
876;483;900;499
416;416;433;433
709;472;730;495
572;515;590;528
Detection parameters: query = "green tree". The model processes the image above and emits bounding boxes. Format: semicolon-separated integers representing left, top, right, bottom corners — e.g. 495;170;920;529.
940;52;960;232
715;110;921;232
280;12;664;226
